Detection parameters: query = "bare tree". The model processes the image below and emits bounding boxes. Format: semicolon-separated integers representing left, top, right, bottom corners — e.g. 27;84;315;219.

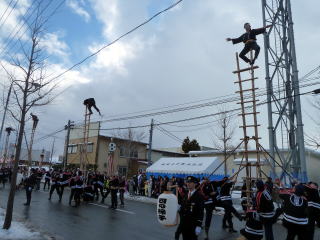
211;109;237;176
3;9;58;229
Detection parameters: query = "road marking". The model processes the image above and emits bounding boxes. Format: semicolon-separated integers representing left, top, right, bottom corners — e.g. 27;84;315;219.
89;203;135;215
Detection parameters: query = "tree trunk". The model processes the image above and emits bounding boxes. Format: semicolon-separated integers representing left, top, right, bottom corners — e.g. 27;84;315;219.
3;110;26;229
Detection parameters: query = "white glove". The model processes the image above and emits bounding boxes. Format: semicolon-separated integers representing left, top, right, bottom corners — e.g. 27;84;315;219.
195;226;202;236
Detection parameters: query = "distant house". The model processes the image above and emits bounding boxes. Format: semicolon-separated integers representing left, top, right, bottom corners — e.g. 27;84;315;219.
65;122;148;177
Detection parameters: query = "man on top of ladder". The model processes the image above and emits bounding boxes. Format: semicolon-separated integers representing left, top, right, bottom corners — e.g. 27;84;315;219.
226;23;271;65
83;98;102;116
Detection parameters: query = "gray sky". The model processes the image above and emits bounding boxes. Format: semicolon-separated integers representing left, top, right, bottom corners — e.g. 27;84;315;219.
0;0;319;158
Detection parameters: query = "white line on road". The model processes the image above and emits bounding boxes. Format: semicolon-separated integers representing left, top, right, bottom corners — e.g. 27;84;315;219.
89;203;135;215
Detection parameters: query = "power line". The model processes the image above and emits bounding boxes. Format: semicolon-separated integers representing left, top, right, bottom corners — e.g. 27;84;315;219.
31;68;320;143
0;0;19;30
156;125;183;143
47;0;183;84
0;0;15;26
155;124;183;142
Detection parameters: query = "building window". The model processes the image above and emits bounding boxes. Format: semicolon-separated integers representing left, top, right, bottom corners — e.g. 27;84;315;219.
118;166;127;177
130;150;138;159
120;146;126;157
67;145;78;154
87;143;93;153
119;146;138;158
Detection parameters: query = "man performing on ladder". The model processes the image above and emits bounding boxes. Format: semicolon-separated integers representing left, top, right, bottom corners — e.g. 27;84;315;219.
83;98;102;116
226;23;271;65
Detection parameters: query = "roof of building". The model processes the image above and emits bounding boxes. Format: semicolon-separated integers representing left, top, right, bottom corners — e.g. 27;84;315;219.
150;148;187;156
99;135;148;146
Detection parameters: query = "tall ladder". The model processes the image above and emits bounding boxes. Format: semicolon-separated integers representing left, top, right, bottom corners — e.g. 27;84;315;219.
80;106;91;173
233;52;262;208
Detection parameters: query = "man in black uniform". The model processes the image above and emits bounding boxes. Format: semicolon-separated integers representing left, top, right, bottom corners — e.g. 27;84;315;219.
35;168;43;191
255;180;276;240
240;209;264;240
83;98;101;116
179;176;204;240
175;178;188;240
217;177;242;232
109;175;119;209
74;171;84;207
93;172;105;201
304;182;320;240
24;168;37;206
49;171;61;200
280;184;309;240
200;177;217;240
119;176;126;207
69;173;77;205
226;23;271;65
43;170;51;190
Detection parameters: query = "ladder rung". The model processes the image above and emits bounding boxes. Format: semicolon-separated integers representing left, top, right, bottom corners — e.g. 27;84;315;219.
240;137;261;140
239;163;263;166
233;66;259;74
238;112;260;115
239;150;262;153
236;88;258;93
237;99;260;104
234;77;258;83
239;124;261;128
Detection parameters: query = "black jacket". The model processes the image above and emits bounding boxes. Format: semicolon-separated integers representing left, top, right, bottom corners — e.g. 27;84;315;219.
200;182;216;205
232;28;266;45
216;180;233;201
255;189;275;219
180;189;204;227
25;173;37;187
305;185;320;210
280;193;308;225
241;210;263;240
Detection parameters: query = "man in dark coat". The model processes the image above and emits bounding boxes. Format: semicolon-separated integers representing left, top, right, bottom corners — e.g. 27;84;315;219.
24;168;37;206
227;23;271;65
83;98;101;115
179;176;204;240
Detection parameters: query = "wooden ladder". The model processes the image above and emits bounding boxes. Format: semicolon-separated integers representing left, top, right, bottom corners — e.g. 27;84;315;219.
233;52;262;208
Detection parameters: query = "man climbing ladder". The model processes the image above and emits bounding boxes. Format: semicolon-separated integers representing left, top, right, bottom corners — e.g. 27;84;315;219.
226;23;271;65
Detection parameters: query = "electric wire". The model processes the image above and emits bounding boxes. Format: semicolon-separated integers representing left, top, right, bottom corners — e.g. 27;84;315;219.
47;0;183;85
0;0;19;30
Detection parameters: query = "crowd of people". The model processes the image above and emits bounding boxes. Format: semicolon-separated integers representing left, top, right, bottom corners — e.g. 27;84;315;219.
166;175;320;240
21;168;130;209
1;166;320;240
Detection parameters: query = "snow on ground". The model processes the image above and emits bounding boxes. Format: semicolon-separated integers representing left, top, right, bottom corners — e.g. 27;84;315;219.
124;193;157;204
0;208;41;240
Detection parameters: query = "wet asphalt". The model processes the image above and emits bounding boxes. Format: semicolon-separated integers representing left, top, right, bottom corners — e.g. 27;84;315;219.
0;185;319;240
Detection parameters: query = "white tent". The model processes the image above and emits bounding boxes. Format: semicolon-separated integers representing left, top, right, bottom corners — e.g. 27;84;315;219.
146;157;224;179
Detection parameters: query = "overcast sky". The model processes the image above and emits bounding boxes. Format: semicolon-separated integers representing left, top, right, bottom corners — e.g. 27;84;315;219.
0;0;319;158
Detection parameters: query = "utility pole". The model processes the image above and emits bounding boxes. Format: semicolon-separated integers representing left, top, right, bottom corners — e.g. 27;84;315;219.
147;119;154;166
63;120;74;170
0;82;13;148
50;137;55;169
2;127;14;168
39;148;45;168
223;118;227;176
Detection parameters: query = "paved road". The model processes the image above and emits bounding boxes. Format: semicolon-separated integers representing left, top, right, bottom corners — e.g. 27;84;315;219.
0;185;319;240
